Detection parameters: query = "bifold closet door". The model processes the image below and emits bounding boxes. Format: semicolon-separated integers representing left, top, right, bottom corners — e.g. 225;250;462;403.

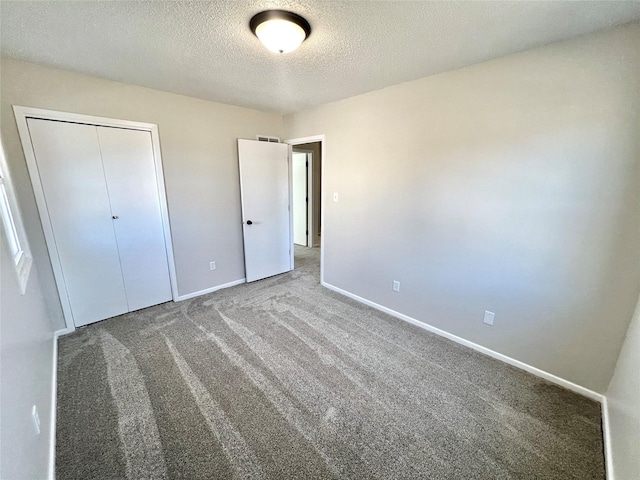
26;119;172;327
97;127;172;311
27;119;129;325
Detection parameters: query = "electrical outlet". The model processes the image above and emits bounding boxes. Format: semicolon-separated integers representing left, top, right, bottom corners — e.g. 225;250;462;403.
209;261;216;271
483;311;495;326
32;405;41;435
392;280;400;292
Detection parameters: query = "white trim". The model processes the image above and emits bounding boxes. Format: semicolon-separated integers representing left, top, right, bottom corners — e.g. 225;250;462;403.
14;252;33;294
49;327;75;479
321;280;605;403
48;334;57;480
285;135;324;145
285;135;325;283
14;106;157;131
287;146;294;269
148;125;180;303
0;139;33;294
291;148;314;247
48;330;60;479
55;326;75;337
13;106;179;330
175;278;246;301
601;396;614;479
306;152;314;248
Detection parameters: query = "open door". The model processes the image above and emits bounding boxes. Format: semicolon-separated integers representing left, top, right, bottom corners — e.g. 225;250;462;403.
238;139;292;282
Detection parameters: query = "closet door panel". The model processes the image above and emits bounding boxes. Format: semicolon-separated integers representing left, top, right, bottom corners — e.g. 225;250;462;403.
26;119;129;326
97;127;172;311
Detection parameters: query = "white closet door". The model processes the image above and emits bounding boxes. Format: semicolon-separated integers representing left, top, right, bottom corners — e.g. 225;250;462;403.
97;127;172;311
26;119;128;326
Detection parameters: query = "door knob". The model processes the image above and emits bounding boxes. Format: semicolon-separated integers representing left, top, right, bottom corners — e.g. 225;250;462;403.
112;215;119;219
246;220;253;225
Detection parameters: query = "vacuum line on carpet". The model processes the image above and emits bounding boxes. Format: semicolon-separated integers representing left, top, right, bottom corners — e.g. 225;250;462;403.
100;330;168;480
184;311;352;478
162;334;266;479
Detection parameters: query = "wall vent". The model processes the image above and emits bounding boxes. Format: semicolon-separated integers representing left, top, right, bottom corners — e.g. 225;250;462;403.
257;135;280;143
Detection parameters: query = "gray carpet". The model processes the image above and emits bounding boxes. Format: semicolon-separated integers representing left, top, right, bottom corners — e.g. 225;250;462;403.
57;246;605;479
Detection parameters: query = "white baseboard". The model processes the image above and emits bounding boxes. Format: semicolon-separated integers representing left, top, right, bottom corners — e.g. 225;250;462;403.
321;281;605;403
601;397;614;480
49;327;76;478
48;331;60;480
55;326;75;337
175;278;245;301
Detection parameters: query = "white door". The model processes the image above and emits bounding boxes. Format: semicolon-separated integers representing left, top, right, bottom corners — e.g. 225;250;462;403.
26;119;172;327
238;139;292;282
292;152;308;246
97;127;172;311
27;119;129;325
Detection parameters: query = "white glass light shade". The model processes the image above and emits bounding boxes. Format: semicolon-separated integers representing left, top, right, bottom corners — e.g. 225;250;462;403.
255;19;307;54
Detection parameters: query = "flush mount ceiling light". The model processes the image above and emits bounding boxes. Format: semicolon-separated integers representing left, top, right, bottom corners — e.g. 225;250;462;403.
250;10;311;54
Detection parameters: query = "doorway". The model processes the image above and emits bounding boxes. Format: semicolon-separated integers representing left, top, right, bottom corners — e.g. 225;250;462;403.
292;149;313;247
286;136;324;280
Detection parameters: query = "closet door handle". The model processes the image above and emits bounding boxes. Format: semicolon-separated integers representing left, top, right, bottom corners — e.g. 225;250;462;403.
112;215;119;220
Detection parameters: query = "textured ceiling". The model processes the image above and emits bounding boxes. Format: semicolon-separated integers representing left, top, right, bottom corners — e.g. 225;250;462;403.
2;1;640;115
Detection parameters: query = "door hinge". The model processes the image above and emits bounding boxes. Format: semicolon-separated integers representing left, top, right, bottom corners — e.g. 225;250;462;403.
306;161;308;167
306;230;308;235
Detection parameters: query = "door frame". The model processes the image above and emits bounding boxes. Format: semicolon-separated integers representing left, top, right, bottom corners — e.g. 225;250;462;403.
292;148;314;247
13;106;179;333
284;135;325;283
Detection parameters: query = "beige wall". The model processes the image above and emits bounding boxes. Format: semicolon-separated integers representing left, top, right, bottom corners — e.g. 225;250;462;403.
1;57;283;329
606;296;640;480
284;23;640;393
1;222;55;478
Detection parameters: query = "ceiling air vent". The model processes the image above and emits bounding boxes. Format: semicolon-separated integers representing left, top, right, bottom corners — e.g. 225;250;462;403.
257;135;280;143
